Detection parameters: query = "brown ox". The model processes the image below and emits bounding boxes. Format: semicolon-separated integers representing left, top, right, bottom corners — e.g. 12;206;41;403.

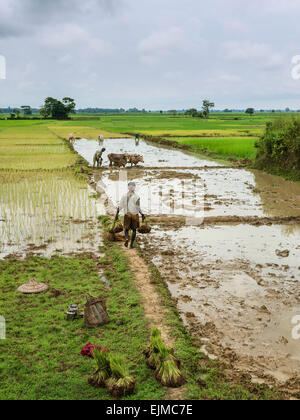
125;154;145;167
108;153;127;168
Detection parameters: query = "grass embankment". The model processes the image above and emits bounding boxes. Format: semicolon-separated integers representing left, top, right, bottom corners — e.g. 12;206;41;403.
48;126;129;140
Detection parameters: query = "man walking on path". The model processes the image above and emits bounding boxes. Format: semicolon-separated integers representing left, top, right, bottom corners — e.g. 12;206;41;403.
115;182;145;249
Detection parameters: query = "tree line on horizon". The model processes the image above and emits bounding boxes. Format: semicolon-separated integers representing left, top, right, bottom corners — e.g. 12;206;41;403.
1;97;300;120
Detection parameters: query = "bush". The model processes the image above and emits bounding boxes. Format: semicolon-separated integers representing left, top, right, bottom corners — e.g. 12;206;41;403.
255;117;300;179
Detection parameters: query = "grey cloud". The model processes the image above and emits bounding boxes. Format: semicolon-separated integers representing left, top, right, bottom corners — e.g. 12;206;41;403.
0;0;300;109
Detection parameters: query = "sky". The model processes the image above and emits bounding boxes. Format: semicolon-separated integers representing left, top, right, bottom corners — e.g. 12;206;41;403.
1;0;300;110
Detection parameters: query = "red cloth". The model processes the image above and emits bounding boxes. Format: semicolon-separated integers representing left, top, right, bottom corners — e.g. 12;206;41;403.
81;342;109;358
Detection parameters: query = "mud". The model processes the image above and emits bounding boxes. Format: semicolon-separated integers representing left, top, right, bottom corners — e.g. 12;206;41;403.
139;224;300;389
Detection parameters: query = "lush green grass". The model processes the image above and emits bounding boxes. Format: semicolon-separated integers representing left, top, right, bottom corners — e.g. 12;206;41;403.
0;245;284;401
171;136;258;160
0;248;166;400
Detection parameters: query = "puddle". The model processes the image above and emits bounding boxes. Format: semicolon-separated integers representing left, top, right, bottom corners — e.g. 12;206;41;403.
73;138;221;168
140;224;300;384
0;171;103;258
253;170;300;218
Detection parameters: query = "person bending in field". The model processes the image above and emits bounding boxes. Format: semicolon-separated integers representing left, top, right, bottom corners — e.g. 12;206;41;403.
93;148;106;167
115;182;145;249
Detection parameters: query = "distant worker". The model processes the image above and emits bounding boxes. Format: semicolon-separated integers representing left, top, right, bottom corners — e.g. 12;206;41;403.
98;135;104;144
115;182;145;249
69;133;74;141
135;133;140;145
93;148;106;168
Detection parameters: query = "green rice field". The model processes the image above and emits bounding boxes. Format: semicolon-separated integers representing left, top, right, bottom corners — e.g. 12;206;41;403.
0;112;282;163
170;136;258;159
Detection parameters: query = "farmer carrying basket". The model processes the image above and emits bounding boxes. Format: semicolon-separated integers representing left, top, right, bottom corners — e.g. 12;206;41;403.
115;182;146;249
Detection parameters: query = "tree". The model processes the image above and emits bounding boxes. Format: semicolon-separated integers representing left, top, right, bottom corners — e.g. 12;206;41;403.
245;108;255;116
13;109;20;119
21;105;32;116
202;100;215;118
185;108;197;116
40;97;76;119
185;108;204;118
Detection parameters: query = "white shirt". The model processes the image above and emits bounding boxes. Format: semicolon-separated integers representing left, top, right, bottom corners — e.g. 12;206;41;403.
119;192;141;215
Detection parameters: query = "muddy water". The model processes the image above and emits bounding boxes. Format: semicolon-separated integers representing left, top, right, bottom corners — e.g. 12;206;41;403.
75;137;300;388
95;167;300;219
140;224;300;383
0;172;103;258
98;168;266;217
73;137;221;167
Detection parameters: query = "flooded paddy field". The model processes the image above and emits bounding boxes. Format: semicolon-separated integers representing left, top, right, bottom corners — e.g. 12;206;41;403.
74;136;300;390
0;170;102;259
73;137;220;168
96;167;300;218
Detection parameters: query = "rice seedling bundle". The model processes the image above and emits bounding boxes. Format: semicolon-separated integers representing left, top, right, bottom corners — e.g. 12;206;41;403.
143;328;185;388
138;218;151;234
88;348;111;388
109;221;123;234
143;328;162;369
105;354;136;398
154;342;185;388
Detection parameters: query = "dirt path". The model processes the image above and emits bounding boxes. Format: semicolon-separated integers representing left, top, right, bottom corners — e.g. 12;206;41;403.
122;246;188;400
123;247;173;346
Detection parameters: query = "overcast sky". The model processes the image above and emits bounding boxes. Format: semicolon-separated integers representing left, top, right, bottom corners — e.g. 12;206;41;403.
0;0;300;110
